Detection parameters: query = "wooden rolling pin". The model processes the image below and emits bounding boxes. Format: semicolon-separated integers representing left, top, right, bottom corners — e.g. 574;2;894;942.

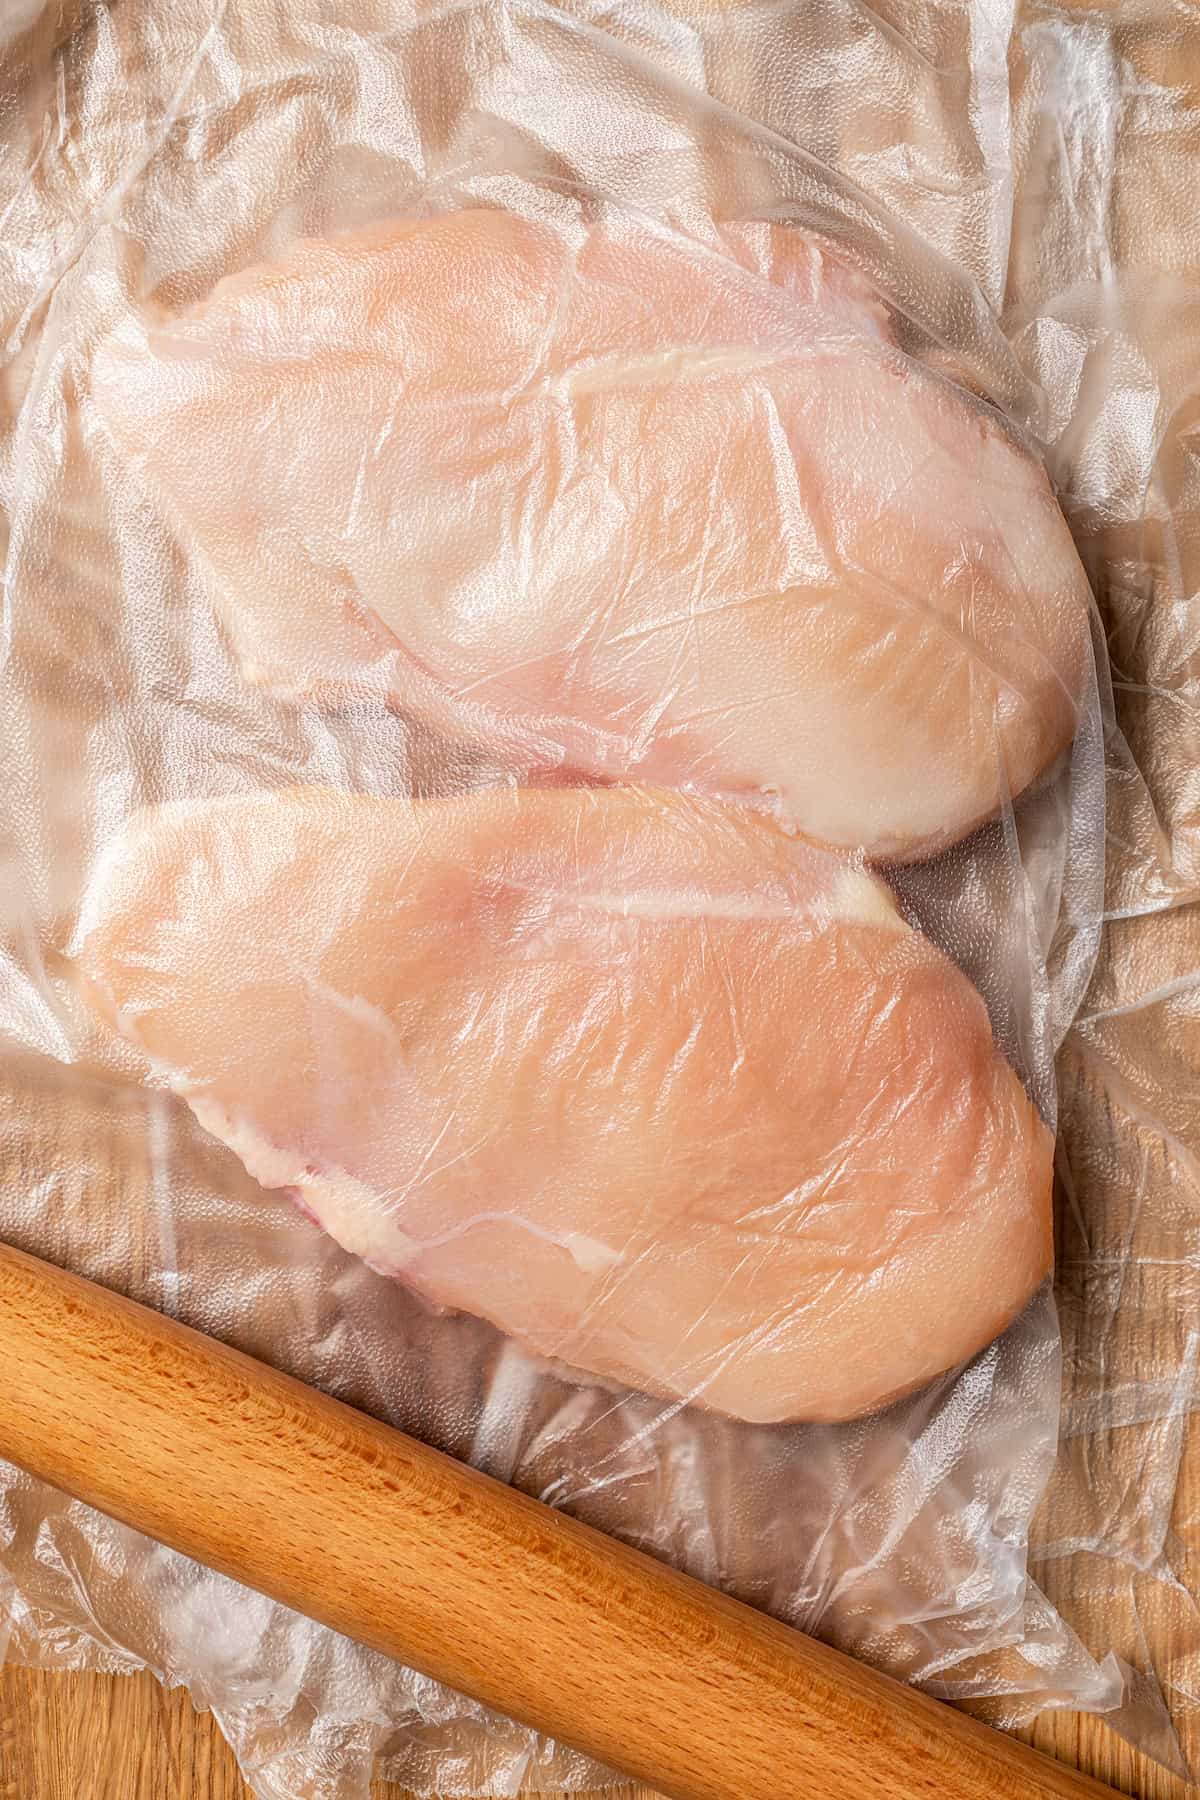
0;1239;1117;1800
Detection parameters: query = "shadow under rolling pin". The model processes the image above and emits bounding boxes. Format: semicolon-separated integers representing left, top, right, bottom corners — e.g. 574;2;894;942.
0;1240;1118;1800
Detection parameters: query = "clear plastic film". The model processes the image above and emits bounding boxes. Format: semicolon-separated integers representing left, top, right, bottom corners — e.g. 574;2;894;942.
0;1;1195;1795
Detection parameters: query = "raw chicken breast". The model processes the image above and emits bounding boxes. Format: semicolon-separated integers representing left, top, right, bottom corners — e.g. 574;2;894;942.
73;783;1053;1423
90;210;1092;862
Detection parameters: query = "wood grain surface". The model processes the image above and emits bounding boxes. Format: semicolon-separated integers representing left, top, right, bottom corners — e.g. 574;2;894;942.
0;1665;662;1799
0;1663;1191;1800
0;1241;1123;1800
3;0;1200;1795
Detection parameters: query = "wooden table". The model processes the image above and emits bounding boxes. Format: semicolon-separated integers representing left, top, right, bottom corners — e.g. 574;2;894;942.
3;0;1199;1796
0;1660;1190;1800
0;1667;660;1800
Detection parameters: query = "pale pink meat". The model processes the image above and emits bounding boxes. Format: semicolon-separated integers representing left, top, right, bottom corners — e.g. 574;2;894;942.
90;210;1092;861
74;784;1053;1423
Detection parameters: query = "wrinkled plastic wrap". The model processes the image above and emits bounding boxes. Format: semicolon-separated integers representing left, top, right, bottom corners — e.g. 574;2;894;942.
0;1;1197;1795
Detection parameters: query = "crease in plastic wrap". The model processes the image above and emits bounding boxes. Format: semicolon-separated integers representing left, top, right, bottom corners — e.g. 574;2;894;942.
0;0;1195;1793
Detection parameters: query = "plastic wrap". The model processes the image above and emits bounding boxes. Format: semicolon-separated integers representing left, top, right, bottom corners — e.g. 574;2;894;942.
0;1;1196;1796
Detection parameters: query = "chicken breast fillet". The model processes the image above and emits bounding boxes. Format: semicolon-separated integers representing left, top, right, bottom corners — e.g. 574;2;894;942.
73;783;1053;1423
91;210;1092;861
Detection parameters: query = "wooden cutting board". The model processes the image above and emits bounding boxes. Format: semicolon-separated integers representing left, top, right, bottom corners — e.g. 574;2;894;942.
0;1661;1188;1800
0;1666;660;1800
3;0;1198;1794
